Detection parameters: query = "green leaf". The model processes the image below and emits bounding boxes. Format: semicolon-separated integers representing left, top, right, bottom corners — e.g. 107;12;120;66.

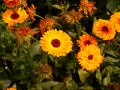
93;17;97;23
103;73;111;86
102;66;113;73
52;5;63;10
96;69;102;84
64;77;78;90
52;83;66;90
104;57;119;63
79;85;94;90
106;0;119;13
30;41;40;57
78;69;90;84
39;81;60;89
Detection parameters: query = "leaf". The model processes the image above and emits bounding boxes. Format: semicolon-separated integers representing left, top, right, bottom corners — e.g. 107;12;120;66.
106;0;119;13
79;85;94;90
78;69;90;84
96;69;102;84
93;17;97;23
52;5;63;10
104;57;119;63
64;77;78;90
39;81;60;89
0;80;11;88
52;83;66;90
103;73;111;86
30;41;40;57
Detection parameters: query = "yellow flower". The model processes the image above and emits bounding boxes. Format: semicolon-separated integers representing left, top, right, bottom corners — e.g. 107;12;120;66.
76;45;104;71
40;29;73;57
77;34;98;49
2;7;28;27
7;87;16;90
92;19;116;40
110;12;120;32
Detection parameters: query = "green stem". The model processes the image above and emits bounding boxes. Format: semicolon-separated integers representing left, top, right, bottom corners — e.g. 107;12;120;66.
35;14;44;19
102;42;108;56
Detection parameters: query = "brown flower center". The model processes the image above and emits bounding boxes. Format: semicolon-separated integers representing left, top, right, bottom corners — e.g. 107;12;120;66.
88;55;93;60
85;40;91;45
51;39;61;47
102;26;109;33
10;12;20;20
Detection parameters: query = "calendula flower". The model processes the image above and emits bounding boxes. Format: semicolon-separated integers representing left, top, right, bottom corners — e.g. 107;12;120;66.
77;34;98;49
7;87;16;90
93;19;116;40
76;45;104;71
78;0;97;16
39;17;55;34
110;12;120;33
3;0;20;8
59;9;82;24
40;29;73;57
2;7;28;27
26;4;36;20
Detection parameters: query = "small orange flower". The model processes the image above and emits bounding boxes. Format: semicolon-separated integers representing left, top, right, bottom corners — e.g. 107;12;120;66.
26;4;36;21
110;12;120;33
59;9;83;24
93;19;116;40
15;27;36;45
3;0;20;8
39;17;55;34
78;0;97;16
77;34;98;49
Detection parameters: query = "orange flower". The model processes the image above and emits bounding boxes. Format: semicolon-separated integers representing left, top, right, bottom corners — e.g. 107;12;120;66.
78;0;97;16
93;19;116;40
26;4;36;21
3;0;20;8
2;7;28;27
40;29;73;57
77;34;98;49
15;27;36;45
110;12;120;33
7;87;16;90
39;17;55;34
59;9;83;24
76;45;104;71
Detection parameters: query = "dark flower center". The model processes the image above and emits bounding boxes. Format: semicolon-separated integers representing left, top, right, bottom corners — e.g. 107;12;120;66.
51;39;61;47
102;26;109;33
85;40;91;45
88;55;93;60
10;12;20;20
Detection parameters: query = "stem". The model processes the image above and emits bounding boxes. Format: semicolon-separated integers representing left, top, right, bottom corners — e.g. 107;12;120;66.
102;42;107;56
35;14;44;19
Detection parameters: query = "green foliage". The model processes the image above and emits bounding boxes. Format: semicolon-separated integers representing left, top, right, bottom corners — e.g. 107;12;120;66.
0;0;120;90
